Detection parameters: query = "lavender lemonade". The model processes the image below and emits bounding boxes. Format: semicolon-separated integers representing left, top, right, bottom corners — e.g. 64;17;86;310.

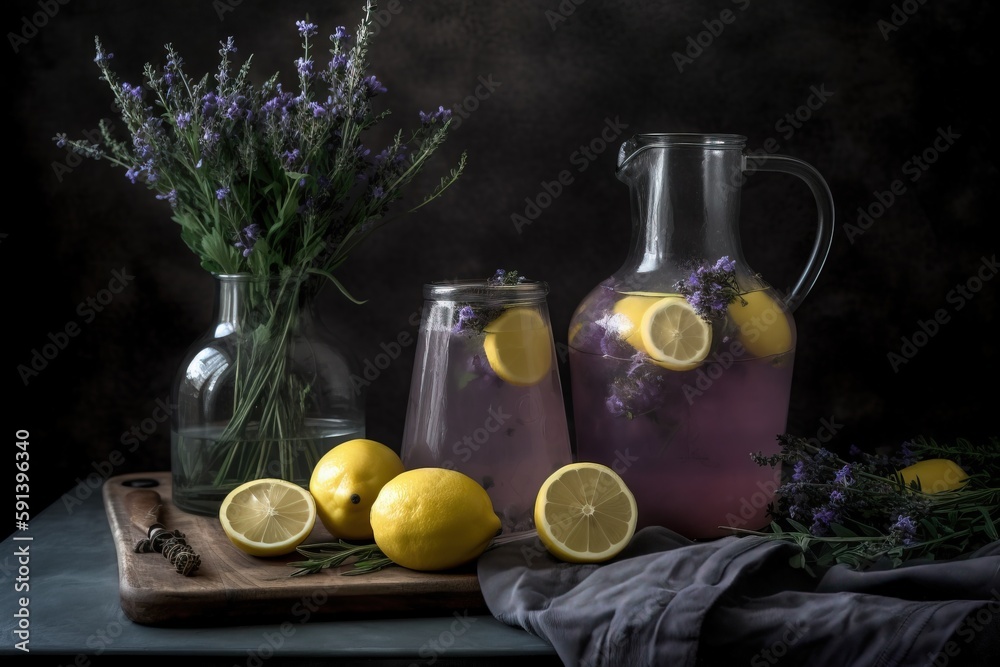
401;272;573;533
568;270;796;539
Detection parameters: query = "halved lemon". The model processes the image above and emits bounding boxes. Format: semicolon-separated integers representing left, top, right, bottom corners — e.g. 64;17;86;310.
483;306;552;386
639;296;712;370
534;462;637;563
219;478;317;557
727;290;793;358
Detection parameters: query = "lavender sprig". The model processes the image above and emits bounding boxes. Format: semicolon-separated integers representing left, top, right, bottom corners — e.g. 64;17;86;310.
733;434;1000;576
673;255;745;322
54;2;467;303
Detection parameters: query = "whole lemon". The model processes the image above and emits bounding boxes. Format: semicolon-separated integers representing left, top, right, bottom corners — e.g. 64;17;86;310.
370;468;501;572
309;438;405;541
896;458;969;493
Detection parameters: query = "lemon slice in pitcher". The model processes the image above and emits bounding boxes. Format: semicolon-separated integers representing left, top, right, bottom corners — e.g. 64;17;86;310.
639;296;712;370
727;290;793;358
219;478;317;557
483;307;552;386
534;462;637;563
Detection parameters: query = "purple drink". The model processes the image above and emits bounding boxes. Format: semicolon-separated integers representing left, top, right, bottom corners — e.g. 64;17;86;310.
401;278;573;533
568;285;795;539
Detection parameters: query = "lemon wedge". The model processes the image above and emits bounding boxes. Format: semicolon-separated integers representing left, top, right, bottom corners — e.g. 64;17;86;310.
639;296;712;370
534;462;637;563
219;478;317;557
483;307;552;386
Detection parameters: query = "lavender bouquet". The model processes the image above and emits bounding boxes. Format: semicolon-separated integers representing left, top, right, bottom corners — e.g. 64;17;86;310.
733;434;1000;575
55;2;466;494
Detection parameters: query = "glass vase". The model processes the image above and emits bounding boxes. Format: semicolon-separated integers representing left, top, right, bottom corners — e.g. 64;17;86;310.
170;271;365;515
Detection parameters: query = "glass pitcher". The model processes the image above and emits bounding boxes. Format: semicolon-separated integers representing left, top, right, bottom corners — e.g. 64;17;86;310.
401;275;574;534
567;133;834;539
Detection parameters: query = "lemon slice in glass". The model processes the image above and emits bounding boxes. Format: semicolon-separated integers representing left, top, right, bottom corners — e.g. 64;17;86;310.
534;462;637;563
483;306;552;386
219;478;317;557
639;295;712;370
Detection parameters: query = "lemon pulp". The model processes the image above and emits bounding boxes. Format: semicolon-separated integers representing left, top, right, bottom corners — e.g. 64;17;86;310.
639;296;712;370
534;462;637;563
219;478;317;557
483;307;552;386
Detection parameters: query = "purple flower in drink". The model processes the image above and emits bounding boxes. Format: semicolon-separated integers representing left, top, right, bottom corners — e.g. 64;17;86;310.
453;305;476;333
605;390;627;418
673;255;743;322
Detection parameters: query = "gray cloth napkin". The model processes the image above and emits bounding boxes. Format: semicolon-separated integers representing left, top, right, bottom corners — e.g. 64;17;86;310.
477;527;1000;667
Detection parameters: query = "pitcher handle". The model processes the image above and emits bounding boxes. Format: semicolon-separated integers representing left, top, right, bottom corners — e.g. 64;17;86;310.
748;154;835;312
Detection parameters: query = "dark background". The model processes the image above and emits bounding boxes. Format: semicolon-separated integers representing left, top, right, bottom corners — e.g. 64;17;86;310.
7;0;998;537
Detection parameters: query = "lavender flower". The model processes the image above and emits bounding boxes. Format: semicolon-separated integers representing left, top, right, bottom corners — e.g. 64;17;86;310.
890;515;918;546
296;57;314;76
296;20;318;37
121;82;143;99
233;223;263;257
452;305;476;333
834;464;854;486
155;189;179;207
419;106;453;126
810;505;839;536
486;269;527;286
362;75;386;97
332;26;350;41
673;255;743;322
216;187;230;200
175;112;192;128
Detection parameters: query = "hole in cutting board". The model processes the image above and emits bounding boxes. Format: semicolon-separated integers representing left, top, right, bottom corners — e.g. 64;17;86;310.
122;478;160;488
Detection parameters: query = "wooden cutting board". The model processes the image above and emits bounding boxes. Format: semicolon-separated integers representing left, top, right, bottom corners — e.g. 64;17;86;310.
102;472;486;627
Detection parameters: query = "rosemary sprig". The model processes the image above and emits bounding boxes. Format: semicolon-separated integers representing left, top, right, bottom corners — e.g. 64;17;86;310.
290;541;395;576
288;540;396;576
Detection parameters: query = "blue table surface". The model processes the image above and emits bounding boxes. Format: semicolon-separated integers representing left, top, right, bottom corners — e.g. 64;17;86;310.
0;479;560;663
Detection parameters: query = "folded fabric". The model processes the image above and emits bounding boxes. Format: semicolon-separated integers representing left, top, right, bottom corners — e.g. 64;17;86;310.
477;527;1000;667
